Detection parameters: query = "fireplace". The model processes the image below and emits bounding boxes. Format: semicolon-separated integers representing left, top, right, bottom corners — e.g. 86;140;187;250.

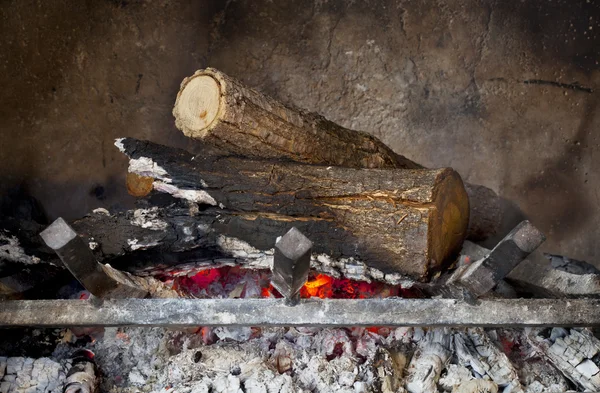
2;1;600;390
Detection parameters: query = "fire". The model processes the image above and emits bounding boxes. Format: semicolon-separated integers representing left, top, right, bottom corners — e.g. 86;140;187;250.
170;267;419;300
189;268;221;288
302;274;333;298
165;267;417;342
299;273;419;299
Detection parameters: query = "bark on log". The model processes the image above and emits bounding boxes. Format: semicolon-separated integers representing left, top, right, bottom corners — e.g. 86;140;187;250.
172;68;500;240
172;68;419;170
116;138;469;281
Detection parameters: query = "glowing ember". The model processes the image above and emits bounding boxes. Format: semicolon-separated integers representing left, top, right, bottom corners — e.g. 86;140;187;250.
190;268;221;288
164;267;420;343
171;267;418;300
302;274;333;298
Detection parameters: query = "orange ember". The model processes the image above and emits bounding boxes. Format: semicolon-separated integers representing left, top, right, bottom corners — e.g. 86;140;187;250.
172;266;420;300
167;267;421;341
190;268;221;288
302;274;334;298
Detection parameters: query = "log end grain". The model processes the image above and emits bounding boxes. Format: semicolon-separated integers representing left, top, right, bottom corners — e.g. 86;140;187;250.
429;169;470;274
173;70;222;139
126;172;154;197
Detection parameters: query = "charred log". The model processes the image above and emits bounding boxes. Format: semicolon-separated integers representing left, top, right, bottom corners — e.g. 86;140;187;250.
114;138;469;281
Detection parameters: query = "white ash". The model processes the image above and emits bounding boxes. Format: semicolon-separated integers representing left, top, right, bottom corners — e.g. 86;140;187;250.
495;329;569;393
454;379;498;393
215;236;273;269
0;232;41;265
127;157;172;182
3;327;594;393
61;327;422;393
129;207;169;231
529;327;600;391
114;138;126;153
405;328;453;393
91;208;110;216
438;364;474;391
454;328;522;392
126;238;161;251
153;181;217;206
0;356;69;393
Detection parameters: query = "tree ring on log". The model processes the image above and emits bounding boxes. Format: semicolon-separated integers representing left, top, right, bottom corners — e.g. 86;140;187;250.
174;74;221;137
430;171;470;271
126;173;154;197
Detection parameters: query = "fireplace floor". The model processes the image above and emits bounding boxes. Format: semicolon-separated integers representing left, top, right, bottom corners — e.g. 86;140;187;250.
1;325;594;393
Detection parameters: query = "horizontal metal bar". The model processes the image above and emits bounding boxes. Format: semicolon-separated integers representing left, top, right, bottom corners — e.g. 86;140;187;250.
0;298;599;328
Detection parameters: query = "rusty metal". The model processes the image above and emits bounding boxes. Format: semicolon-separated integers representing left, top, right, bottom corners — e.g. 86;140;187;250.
0;298;599;328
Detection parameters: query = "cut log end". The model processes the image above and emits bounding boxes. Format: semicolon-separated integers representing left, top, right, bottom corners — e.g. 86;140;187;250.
173;72;222;138
430;170;470;271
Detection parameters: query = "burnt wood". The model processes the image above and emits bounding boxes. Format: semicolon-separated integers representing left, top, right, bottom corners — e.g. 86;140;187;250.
117;138;469;281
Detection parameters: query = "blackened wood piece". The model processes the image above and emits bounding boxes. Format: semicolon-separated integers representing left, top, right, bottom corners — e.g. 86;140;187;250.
120;138;469;281
172;68;499;241
507;252;600;298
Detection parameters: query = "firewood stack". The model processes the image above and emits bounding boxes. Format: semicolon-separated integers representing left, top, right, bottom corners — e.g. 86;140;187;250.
0;68;509;287
106;68;507;283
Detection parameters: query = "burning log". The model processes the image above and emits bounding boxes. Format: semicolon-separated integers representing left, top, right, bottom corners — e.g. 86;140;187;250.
172;68;501;241
115;138;469;281
69;205;393;284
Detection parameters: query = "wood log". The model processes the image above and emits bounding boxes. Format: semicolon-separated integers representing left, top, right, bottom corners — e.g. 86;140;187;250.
172;68;419;170
172;68;500;240
115;138;469;281
70;204;397;284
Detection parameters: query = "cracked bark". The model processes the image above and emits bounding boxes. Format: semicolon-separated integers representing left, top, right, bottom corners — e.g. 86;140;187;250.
172;68;501;241
117;138;469;281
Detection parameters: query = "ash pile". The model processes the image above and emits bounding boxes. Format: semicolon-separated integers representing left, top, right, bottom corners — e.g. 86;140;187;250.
2;68;600;393
2;320;599;392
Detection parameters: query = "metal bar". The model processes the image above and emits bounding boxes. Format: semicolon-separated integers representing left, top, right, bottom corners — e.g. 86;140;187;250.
271;227;312;306
39;218;148;299
455;220;545;297
0;298;599;327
